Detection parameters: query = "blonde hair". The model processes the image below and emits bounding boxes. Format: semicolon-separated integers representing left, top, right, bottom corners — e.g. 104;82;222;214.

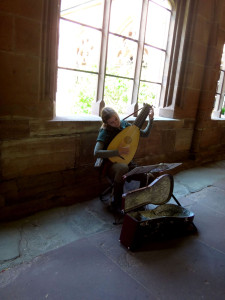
101;107;119;128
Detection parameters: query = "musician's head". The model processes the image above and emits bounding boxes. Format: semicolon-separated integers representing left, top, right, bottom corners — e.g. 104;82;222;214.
101;107;120;128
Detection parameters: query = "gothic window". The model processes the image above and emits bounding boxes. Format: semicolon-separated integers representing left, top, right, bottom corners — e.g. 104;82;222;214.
56;0;173;116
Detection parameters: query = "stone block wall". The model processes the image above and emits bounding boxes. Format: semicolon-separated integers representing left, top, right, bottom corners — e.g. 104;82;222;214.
0;0;225;221
0;0;44;118
190;0;225;159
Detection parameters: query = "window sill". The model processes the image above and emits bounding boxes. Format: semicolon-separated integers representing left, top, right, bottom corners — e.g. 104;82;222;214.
211;115;225;121
52;115;102;122
52;115;179;122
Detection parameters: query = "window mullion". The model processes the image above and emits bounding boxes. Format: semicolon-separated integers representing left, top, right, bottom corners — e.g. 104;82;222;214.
219;71;225;113
213;70;225;116
92;0;111;115
130;0;149;114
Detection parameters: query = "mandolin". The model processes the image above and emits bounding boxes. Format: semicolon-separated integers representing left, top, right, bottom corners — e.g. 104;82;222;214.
107;104;151;164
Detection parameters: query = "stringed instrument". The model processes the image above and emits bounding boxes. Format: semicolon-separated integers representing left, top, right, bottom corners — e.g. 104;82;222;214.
107;104;151;164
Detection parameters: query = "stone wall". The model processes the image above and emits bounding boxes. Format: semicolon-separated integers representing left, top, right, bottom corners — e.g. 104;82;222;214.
0;0;225;221
191;0;225;159
0;117;198;221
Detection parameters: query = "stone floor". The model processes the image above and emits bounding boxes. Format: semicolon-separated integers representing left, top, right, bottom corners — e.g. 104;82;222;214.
0;160;225;299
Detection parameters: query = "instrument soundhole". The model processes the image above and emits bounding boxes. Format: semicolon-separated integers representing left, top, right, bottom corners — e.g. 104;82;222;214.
124;136;132;144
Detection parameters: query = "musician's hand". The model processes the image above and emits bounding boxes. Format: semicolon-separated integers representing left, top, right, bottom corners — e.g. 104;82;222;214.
149;107;154;120
118;146;130;156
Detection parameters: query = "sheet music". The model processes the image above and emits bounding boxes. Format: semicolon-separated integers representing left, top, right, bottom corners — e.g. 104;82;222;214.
123;163;182;179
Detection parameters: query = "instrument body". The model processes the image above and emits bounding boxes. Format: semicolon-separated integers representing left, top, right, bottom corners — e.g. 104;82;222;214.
107;104;151;164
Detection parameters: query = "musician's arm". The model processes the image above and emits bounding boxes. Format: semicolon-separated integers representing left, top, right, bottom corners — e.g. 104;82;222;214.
140;117;154;138
94;141;119;158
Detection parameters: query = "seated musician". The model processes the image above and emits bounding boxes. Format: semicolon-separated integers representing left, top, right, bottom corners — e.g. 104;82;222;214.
94;106;155;214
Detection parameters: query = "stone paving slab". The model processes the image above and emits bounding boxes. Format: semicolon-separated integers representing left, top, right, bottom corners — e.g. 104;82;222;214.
173;163;225;194
0;238;154;300
0;202;113;272
88;230;225;300
213;178;225;191
0;225;21;262
0;160;225;281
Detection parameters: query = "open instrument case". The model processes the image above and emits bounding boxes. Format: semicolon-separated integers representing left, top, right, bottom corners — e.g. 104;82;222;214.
119;174;196;250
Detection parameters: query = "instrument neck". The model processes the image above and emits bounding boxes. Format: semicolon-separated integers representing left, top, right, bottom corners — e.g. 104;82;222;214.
133;104;151;129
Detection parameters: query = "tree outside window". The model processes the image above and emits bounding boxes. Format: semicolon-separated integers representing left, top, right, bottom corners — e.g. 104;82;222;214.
56;0;172;116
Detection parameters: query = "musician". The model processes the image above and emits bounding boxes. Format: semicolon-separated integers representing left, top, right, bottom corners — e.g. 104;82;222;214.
94;106;154;213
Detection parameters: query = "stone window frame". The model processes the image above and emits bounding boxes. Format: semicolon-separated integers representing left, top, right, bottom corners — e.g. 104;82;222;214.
41;0;197;120
212;44;225;118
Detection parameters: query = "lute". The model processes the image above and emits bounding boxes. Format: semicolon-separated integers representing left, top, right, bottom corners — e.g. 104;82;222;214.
107;104;151;164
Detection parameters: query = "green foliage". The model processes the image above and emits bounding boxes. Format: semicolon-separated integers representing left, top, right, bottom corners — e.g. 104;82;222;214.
62;65;158;115
104;77;130;114
138;82;156;106
70;74;96;115
221;107;225;115
76;91;93;114
70;76;158;115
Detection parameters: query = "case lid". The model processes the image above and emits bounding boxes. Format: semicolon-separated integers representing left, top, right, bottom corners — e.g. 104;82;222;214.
121;174;174;213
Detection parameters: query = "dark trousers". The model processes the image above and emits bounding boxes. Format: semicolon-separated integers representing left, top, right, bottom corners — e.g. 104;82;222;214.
107;162;155;210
